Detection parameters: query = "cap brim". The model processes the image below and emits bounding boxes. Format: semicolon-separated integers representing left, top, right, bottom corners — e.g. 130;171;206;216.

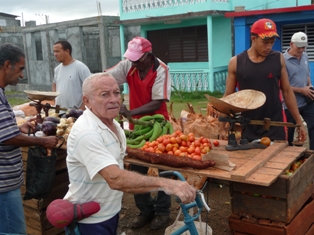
258;32;280;39
123;50;144;62
294;42;308;47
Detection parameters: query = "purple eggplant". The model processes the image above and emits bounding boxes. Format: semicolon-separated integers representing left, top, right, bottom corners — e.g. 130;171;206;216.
44;116;60;124
66;109;84;119
42;121;57;136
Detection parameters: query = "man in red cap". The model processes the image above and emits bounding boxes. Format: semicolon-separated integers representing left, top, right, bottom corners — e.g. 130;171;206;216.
219;18;307;143
106;37;172;230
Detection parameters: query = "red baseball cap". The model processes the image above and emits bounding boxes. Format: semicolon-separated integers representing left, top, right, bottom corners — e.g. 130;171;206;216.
250;18;279;39
123;37;152;61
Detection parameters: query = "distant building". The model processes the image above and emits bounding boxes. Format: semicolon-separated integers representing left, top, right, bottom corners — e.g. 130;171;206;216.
0;12;21;32
0;13;138;93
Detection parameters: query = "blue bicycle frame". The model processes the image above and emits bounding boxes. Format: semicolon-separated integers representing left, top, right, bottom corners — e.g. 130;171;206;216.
159;171;209;235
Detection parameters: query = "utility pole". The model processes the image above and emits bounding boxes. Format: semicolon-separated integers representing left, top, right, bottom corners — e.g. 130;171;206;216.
35;14;49;24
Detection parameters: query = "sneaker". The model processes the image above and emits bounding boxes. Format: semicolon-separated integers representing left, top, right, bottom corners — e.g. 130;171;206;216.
150;215;170;230
131;213;154;228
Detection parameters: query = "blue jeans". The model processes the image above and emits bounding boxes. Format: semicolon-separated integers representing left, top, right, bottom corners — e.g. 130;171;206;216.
0;188;27;235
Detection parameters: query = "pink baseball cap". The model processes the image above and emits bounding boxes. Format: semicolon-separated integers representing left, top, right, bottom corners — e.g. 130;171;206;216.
123;37;152;61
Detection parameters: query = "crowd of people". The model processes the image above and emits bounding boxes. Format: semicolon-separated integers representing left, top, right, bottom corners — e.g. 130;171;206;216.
0;17;312;235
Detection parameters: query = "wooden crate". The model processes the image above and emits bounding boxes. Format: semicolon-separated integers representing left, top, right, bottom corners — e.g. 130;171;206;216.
229;196;314;235
230;151;314;223
21;147;69;235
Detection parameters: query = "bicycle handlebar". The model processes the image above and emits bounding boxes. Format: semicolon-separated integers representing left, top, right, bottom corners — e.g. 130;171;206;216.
159;170;210;212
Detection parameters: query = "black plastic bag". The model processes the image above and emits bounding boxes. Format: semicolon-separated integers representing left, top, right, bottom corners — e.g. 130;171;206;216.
24;146;57;200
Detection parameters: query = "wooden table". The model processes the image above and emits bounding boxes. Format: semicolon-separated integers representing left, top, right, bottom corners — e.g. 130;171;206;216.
124;140;308;186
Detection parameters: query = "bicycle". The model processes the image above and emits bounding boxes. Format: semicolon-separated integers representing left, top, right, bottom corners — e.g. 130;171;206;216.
160;171;211;235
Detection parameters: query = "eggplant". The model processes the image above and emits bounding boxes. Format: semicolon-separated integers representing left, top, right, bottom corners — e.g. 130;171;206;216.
44;116;60;124
34;123;42;133
75;109;84;118
42;121;57;136
66;109;84;119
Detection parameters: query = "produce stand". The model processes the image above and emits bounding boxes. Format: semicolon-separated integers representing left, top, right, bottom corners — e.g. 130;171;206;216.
125;140;314;235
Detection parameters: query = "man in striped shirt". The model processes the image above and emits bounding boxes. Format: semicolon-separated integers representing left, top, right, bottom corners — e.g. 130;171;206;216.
0;43;58;234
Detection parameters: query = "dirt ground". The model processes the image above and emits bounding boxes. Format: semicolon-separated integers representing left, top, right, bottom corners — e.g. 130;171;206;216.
117;179;232;235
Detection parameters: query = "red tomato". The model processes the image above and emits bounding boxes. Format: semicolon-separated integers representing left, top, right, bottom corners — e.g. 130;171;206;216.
181;140;187;147
162;138;170;146
213;140;219;146
193;155;202;161
174;149;181;156
175;137;182;145
170;137;177;144
179;134;188;142
194;139;201;147
194;147;201;155
165;144;173;152
157;144;166;153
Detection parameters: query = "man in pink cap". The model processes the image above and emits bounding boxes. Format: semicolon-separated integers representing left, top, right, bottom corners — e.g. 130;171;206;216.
106;36;172;230
219;19;307;144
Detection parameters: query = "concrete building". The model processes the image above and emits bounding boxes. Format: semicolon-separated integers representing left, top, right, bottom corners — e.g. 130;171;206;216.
117;0;312;93
0;13;137;93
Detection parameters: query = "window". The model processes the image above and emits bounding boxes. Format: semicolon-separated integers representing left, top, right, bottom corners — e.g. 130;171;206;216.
147;25;208;63
33;32;43;61
281;24;314;60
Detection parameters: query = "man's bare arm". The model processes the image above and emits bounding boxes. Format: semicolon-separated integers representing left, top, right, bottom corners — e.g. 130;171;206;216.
99;165;196;204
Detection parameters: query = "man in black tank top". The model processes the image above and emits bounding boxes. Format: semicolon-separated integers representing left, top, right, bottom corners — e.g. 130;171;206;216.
219;18;306;143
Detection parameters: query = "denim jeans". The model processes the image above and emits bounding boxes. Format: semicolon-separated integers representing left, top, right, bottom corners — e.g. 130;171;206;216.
0;188;27;235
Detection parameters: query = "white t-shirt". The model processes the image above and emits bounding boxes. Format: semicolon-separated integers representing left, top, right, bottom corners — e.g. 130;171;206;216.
64;107;126;224
53;60;91;109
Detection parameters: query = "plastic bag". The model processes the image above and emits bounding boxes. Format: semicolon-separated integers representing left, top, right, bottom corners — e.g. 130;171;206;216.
164;208;212;235
24;146;57;200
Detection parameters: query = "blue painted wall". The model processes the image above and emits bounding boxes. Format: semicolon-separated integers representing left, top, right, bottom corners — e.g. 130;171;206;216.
119;0;312;21
232;8;314;84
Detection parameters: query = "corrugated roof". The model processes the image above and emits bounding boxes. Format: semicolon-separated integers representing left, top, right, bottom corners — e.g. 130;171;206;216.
0;12;19;18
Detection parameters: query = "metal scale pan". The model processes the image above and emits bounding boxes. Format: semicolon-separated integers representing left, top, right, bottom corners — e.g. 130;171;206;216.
24;90;60;101
205;89;266;115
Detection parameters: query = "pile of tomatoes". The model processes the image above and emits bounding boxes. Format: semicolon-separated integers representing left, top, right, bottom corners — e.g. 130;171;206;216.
141;130;219;161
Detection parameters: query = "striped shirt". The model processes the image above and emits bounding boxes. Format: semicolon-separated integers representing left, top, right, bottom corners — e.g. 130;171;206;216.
0;88;24;193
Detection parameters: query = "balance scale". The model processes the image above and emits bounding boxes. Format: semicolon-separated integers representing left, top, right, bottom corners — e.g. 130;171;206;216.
24;90;67;123
205;90;301;151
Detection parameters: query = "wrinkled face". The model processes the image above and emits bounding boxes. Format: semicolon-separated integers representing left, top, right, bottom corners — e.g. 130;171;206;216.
85;75;121;124
252;35;276;57
53;43;68;63
6;57;25;86
289;42;306;58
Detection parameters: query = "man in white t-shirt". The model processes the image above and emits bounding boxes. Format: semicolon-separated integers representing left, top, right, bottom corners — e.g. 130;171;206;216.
64;72;196;235
52;40;91;110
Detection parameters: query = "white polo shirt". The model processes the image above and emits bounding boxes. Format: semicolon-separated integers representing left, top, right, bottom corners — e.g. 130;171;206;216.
64;107;126;224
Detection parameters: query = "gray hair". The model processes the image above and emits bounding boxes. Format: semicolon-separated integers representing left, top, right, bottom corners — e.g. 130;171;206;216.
0;43;25;69
82;72;115;97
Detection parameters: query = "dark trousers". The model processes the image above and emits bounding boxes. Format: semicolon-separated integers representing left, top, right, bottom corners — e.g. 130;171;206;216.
65;213;119;235
285;102;314;150
130;164;171;216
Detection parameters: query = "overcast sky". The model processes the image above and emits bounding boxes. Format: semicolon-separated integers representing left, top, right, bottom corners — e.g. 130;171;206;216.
1;0;120;25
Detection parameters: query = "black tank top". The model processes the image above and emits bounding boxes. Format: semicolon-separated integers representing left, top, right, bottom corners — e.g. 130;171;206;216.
236;50;286;141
